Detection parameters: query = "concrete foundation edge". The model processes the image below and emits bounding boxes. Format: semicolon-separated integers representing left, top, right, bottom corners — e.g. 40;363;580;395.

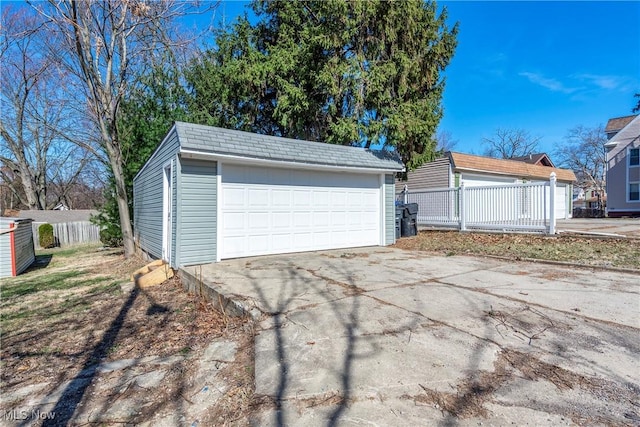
178;268;262;320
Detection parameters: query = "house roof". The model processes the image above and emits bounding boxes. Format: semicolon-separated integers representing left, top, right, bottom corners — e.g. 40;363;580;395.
175;122;404;172
605;114;638;134
448;152;576;182
511;153;555;167
604;115;640;149
15;210;98;223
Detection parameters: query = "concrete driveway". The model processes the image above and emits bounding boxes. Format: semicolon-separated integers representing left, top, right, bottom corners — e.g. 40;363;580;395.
182;248;640;426
557;217;640;238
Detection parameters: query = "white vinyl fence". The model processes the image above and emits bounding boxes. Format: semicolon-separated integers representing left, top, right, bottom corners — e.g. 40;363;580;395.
400;173;557;234
32;221;101;249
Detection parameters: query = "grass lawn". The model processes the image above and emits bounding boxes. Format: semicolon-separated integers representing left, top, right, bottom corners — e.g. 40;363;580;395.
393;231;640;270
0;244;253;425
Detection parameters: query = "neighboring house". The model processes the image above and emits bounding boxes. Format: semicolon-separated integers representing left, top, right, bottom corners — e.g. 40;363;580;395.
0;217;35;278
398;151;576;219
15;209;101;248
573;188;605;209
605;114;637;140
133;122;404;269
511;152;555;167
604;114;640;217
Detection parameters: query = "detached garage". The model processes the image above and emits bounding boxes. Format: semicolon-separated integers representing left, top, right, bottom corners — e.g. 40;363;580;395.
133;122;404;269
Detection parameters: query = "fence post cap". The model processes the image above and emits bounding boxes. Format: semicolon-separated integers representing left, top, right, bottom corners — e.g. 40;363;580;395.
550;172;557;178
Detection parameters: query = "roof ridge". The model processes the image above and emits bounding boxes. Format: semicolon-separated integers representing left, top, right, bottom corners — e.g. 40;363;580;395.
175;121;379;153
173;121;404;171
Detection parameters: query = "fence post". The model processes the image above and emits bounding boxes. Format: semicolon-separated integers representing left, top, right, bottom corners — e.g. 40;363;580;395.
459;182;466;231
403;184;408;205
548;172;556;235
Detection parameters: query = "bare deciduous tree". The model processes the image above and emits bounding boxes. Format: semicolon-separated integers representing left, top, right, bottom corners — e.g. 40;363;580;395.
554;125;607;195
483;128;541;159
436;130;458;153
29;0;204;257
0;5;94;210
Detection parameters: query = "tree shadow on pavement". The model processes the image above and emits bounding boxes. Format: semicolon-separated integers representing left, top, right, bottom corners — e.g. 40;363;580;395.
41;285;142;427
245;253;422;426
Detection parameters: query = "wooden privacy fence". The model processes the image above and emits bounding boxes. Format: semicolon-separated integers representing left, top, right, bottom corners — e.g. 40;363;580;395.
32;221;101;249
399;173;558;235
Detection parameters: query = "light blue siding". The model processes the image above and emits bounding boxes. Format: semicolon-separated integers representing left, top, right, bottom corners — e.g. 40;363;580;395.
384;174;396;245
176;159;217;266
133;128;180;261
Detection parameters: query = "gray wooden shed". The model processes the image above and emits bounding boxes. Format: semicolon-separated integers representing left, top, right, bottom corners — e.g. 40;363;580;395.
0;217;35;278
133;122;404;269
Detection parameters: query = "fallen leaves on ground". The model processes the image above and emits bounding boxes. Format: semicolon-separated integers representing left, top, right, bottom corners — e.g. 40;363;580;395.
393;231;640;270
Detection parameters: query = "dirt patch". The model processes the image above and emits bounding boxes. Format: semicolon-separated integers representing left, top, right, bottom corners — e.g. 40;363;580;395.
403;348;639;425
0;245;255;426
393;231;640;270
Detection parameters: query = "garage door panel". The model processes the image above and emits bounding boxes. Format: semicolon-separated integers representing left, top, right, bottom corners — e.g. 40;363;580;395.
294;232;313;248
348;212;362;226
222;188;245;207
293;212;311;227
272;233;291;251
222;212;244;230
248;212;269;229
292;191;310;207
331;212;347;226
272;189;291;206
221;165;381;259
313;231;331;247
313;212;330;227
251;235;269;252
331;191;347;207
313;191;329;206
272;212;290;228
222;236;245;257
248;188;269;206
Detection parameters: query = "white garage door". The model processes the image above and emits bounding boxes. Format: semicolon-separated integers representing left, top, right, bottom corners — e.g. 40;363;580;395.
220;164;381;259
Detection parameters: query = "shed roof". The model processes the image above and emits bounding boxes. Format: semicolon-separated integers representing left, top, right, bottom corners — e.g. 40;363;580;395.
175;122;404;171
0;217;33;225
15;210;97;223
449;152;576;182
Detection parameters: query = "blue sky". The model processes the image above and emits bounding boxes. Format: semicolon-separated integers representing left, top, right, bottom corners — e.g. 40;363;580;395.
200;1;640;156
438;1;640;155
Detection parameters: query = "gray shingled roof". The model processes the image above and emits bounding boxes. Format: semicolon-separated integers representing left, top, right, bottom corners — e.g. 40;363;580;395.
175;122;404;171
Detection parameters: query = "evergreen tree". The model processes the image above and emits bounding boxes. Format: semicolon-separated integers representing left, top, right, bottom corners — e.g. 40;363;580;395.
187;0;458;169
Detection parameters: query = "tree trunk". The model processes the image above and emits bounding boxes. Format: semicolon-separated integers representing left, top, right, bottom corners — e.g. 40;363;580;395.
18;164;40;210
109;152;135;258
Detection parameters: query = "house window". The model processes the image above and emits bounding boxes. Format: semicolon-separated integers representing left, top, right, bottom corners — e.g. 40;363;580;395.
630;148;640;166
630;183;640;201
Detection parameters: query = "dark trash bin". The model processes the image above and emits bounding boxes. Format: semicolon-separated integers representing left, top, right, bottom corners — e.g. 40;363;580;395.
401;203;418;237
